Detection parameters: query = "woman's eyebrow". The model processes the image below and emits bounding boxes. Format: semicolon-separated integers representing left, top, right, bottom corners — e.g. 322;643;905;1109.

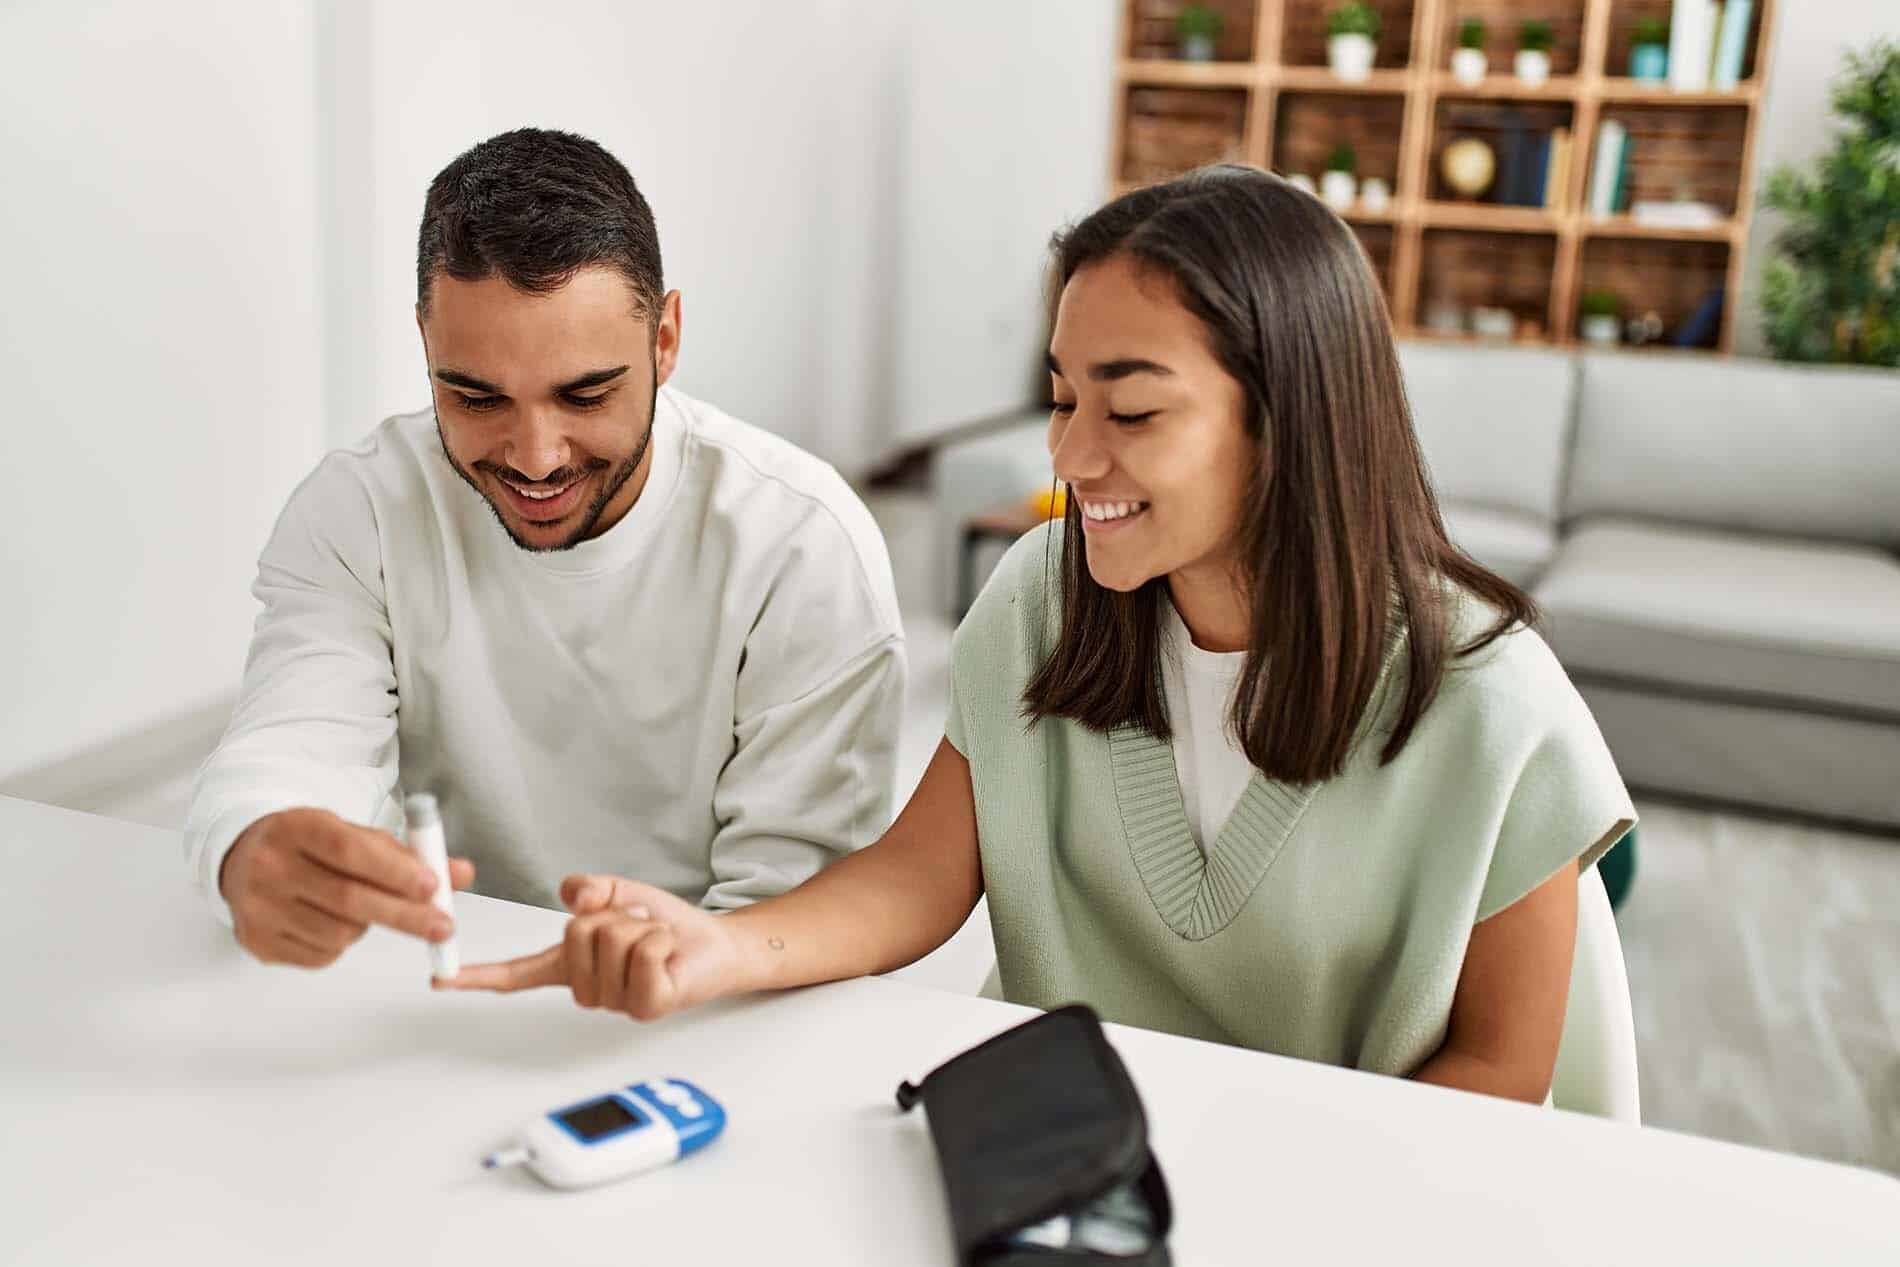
1045;353;1175;382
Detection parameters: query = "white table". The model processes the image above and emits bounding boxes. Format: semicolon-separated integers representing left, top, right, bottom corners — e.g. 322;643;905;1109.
2;795;1895;1265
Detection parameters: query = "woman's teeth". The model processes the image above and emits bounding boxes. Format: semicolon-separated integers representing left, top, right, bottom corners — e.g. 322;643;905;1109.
1082;500;1148;521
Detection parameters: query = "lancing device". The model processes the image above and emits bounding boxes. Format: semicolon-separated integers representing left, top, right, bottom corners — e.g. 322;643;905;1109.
403;793;459;980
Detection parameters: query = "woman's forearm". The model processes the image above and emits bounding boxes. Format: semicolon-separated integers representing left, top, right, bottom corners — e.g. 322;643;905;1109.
1412;1046;1552;1104
725;737;983;994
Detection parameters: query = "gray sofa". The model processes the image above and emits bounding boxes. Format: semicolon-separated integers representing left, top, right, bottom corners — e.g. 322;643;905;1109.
1403;342;1900;833
934;343;1900;832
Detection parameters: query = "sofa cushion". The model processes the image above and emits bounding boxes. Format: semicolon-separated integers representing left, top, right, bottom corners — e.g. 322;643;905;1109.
1398;340;1577;525
1535;519;1900;720
1442;501;1558;588
1565;352;1900;548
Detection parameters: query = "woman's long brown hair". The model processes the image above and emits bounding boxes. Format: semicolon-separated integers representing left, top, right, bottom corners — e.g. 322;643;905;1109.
1023;165;1536;785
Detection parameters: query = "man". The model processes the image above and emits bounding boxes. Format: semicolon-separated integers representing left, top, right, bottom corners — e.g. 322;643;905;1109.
185;128;905;970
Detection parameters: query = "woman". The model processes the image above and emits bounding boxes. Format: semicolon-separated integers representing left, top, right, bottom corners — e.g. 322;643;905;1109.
446;165;1635;1103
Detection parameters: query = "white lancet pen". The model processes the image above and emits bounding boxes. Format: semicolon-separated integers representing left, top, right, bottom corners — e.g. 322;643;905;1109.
404;793;460;980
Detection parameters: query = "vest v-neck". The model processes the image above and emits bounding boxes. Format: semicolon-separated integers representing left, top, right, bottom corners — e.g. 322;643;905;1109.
1107;724;1317;941
1107;610;1411;941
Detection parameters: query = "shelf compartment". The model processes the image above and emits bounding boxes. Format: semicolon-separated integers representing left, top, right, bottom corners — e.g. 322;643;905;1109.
1604;0;1766;84
1592;102;1750;217
1419;228;1561;340
1272;90;1407;193
1125;0;1260;64
1577;236;1731;349
1433;0;1590;79
1280;0;1417;70
1422;202;1565;233
1120;86;1250;185
1429;99;1576;209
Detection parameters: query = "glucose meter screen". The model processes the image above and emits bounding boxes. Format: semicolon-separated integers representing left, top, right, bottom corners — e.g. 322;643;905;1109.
559;1097;643;1142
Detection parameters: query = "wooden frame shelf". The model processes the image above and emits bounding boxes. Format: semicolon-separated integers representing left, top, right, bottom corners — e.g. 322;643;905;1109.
1106;0;1777;353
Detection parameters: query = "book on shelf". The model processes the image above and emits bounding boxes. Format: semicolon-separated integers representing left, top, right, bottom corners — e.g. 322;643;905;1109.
1588;119;1628;216
1713;0;1753;89
1543;128;1572;210
1669;0;1717;92
1631;200;1723;228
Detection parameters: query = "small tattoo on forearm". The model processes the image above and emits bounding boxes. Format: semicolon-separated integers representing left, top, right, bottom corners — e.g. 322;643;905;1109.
768;937;785;951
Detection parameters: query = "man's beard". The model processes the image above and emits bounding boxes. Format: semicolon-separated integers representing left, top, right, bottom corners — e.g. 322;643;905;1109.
437;372;658;554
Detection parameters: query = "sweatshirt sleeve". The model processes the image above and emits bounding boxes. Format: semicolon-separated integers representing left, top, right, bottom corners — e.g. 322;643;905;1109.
181;457;404;924
701;495;906;911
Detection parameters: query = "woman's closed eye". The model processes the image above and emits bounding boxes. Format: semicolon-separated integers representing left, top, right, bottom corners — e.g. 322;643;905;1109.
1048;399;1160;426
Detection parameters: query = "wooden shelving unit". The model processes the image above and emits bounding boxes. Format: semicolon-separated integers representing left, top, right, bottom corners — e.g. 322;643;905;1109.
1108;0;1777;352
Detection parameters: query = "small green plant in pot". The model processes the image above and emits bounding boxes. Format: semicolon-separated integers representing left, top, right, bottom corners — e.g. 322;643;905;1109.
1579;290;1622;346
1629;17;1669;81
1517;20;1555;85
1320;142;1359;211
1176;3;1223;63
1451;18;1488;85
1327;3;1381;82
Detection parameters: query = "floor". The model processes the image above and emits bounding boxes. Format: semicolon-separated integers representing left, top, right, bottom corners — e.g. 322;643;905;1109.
92;489;1899;1178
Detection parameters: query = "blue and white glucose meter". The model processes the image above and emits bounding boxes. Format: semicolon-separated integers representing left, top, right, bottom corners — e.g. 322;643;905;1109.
483;1079;726;1189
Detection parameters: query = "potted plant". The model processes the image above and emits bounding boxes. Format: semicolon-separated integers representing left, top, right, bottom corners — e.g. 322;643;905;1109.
1451;18;1488;85
1579;290;1622;346
1517;20;1554;86
1321;142;1359;210
1629;17;1670;81
1327;3;1380;82
1759;40;1900;365
1176;4;1223;63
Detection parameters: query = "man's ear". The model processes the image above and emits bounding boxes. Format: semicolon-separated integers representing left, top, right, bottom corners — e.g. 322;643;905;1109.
653;290;683;388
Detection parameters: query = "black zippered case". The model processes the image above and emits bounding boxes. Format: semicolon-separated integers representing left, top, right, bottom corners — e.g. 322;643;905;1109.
895;1004;1174;1265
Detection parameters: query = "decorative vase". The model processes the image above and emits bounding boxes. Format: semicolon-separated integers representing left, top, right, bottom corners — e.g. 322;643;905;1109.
1515;49;1551;86
1180;33;1217;62
1629;43;1668;81
1320;169;1358;211
1287;172;1319;196
1580;314;1621;346
1451;47;1488;86
1440;137;1497;199
1329;34;1376;81
1359;177;1392;212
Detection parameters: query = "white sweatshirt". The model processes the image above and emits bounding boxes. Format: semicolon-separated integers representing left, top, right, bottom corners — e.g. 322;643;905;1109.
184;386;905;916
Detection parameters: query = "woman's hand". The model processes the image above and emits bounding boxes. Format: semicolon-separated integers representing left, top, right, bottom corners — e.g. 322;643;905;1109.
439;874;748;1021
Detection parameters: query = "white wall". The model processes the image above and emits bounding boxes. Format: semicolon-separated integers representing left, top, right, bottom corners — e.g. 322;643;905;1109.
1736;3;1900;357
0;1;325;782
893;1;1120;443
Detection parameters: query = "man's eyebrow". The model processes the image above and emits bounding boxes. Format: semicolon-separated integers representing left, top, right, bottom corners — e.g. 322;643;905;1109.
1045;352;1175;382
432;365;632;396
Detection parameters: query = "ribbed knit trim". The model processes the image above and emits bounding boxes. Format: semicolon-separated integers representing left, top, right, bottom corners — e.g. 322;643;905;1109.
1108;603;1412;941
1107;724;1316;941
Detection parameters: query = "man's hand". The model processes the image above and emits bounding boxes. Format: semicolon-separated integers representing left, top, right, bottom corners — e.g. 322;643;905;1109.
440;875;746;1021
219;807;475;969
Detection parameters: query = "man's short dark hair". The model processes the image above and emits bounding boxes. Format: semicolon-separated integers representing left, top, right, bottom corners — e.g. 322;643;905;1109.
416;127;663;320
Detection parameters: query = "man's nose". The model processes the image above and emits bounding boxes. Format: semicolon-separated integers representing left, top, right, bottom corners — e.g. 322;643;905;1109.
504;409;569;481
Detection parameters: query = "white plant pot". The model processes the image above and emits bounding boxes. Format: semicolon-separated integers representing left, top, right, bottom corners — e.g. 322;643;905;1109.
1451;47;1488;85
1320;169;1358;211
1580;314;1621;346
1359;177;1392;212
1287;172;1318;196
1180;32;1216;62
1329;34;1375;82
1516;49;1552;86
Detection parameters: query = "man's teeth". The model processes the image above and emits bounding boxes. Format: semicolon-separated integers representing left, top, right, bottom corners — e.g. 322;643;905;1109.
1083;500;1148;521
510;481;572;500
